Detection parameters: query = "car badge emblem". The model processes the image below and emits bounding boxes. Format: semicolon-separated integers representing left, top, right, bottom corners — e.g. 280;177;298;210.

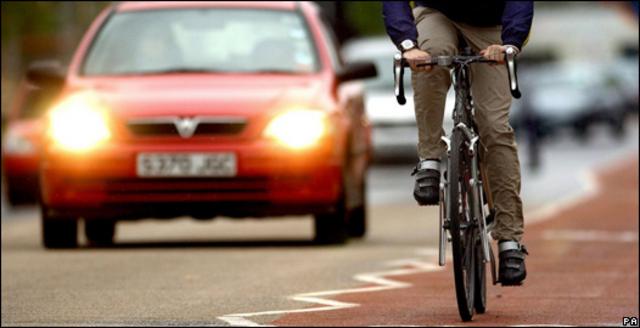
175;117;199;138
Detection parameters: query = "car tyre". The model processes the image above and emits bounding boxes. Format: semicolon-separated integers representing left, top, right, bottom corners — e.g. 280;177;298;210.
41;208;78;249
314;194;348;245
5;176;39;206
84;220;116;246
347;181;367;238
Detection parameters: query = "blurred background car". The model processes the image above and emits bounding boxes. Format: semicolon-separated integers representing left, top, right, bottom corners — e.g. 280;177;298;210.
1;61;66;206
32;1;376;248
510;60;630;143
1;78;44;206
611;43;639;115
342;36;455;162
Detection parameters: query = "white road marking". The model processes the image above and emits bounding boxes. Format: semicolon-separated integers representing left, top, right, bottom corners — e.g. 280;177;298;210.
542;229;638;242
217;256;443;326
526;152;638;227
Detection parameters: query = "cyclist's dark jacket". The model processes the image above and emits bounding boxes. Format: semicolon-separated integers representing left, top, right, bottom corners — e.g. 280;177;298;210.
382;1;533;51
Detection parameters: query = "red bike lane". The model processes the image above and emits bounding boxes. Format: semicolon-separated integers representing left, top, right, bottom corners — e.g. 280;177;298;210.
273;155;639;326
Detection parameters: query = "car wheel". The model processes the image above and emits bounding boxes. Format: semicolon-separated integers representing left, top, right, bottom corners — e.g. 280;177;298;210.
41;207;78;249
573;123;590;143
314;194;348;245
608;115;626;140
347;182;367;238
5;176;39;206
84;220;116;246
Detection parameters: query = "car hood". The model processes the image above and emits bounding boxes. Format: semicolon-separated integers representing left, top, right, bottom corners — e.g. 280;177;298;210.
65;75;328;120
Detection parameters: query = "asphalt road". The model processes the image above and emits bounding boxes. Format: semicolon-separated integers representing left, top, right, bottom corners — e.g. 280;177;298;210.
2;117;638;326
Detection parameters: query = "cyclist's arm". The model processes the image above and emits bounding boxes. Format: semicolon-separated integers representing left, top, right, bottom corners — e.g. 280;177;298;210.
382;1;418;50
501;1;534;51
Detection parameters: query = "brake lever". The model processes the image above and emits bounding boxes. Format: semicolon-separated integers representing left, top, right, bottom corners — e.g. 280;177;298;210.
505;47;521;99
393;52;406;105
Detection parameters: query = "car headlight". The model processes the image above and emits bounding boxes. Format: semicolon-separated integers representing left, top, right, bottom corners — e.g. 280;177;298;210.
264;109;329;149
47;92;111;152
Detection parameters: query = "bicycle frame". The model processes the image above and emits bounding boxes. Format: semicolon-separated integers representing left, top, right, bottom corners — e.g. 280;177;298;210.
439;57;491;269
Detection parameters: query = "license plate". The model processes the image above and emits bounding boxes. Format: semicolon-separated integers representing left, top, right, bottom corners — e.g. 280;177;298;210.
136;153;236;177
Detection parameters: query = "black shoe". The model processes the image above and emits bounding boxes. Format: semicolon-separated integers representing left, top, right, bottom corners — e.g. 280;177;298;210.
411;159;440;206
498;240;528;286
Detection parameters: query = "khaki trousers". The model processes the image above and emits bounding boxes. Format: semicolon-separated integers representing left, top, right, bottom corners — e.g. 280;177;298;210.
411;6;524;242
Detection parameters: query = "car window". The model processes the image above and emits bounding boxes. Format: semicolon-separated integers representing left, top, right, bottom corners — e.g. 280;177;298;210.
81;9;320;75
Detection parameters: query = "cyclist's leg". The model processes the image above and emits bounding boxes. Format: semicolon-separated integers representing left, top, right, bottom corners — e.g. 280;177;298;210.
411;7;458;205
454;23;527;284
412;6;457;161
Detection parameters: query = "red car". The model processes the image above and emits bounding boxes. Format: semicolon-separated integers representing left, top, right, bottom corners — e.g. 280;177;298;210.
1;76;51;206
32;1;376;248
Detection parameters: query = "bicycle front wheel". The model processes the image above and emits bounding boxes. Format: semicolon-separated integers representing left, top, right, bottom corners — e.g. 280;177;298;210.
448;128;477;321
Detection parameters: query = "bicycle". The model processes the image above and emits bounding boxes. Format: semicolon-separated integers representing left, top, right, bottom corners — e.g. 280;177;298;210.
393;45;521;321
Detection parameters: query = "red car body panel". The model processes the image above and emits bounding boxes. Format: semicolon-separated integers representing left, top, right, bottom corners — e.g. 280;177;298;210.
2;80;45;204
40;1;371;221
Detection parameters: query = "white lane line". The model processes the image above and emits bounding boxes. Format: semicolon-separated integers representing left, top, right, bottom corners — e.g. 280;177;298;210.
526;152;638;227
542;229;638;243
217;256;443;326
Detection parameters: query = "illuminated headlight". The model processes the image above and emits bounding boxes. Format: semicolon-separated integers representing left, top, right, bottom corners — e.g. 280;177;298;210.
47;92;111;152
264;110;329;149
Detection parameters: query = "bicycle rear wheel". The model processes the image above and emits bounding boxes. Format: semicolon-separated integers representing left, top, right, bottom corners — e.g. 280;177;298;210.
448;129;476;321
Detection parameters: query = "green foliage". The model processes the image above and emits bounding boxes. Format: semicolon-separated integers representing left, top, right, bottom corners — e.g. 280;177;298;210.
343;1;387;37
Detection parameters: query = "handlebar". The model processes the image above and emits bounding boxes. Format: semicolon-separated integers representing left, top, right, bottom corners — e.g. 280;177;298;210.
393;49;521;105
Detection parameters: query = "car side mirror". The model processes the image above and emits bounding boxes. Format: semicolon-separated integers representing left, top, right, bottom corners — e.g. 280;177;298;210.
26;60;65;91
338;61;377;83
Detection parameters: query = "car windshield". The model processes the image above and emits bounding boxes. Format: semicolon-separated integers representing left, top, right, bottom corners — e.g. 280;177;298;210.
81;8;320;76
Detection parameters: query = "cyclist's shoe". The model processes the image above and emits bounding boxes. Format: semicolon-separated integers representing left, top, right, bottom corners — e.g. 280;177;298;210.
498;240;528;286
411;159;440;206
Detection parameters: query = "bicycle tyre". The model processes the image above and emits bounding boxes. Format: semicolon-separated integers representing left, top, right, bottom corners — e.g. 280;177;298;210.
448;128;476;321
474;235;487;313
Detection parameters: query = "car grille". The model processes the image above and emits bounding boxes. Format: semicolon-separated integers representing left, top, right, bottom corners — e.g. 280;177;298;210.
127;117;246;137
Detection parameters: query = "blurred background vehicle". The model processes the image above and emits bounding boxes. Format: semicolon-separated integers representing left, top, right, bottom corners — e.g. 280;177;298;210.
341;36;455;162
30;1;376;248
1;78;45;206
510;60;630;143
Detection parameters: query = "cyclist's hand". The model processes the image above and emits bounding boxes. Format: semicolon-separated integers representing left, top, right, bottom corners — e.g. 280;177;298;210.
403;48;432;72
480;44;519;64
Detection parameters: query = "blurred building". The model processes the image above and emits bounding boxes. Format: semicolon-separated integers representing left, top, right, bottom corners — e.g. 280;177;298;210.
526;2;638;63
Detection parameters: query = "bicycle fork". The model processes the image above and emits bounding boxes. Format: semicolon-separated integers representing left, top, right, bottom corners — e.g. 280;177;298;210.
437;125;493;270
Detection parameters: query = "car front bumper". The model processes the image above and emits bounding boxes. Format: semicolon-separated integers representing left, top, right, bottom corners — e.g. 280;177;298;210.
40;140;344;219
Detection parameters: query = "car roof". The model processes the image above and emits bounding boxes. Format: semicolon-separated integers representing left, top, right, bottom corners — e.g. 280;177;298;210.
116;1;300;12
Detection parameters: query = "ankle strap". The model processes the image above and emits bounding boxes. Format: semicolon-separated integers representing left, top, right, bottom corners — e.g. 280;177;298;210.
418;160;440;171
499;241;520;252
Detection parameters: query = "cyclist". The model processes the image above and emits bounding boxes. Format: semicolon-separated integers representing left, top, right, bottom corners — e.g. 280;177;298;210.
382;1;533;285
